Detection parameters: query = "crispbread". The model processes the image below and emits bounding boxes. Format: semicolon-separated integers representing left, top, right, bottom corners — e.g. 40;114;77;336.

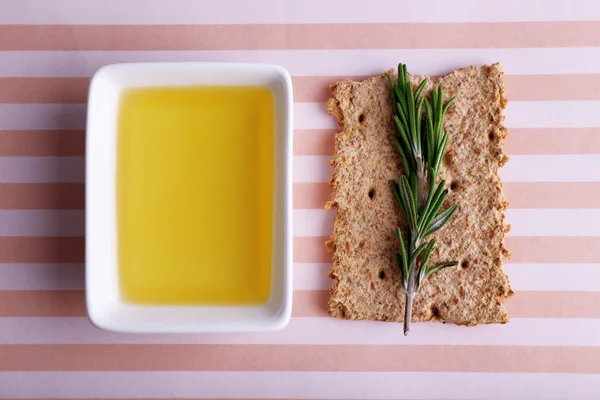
325;63;513;326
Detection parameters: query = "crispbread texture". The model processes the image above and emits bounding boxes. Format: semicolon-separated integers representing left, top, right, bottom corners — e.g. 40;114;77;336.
325;63;513;326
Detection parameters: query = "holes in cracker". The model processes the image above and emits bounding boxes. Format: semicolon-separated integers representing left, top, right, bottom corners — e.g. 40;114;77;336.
368;188;376;199
358;113;365;123
461;260;469;269
489;131;495;140
450;181;459;191
379;270;386;280
430;305;440;318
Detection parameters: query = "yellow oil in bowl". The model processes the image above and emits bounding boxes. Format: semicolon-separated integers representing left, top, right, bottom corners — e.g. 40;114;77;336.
116;86;274;305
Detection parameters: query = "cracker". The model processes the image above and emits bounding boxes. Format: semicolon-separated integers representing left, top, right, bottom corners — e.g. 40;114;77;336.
325;63;513;326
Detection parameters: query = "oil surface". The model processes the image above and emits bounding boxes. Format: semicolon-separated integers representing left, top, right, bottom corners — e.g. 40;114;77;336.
117;86;274;305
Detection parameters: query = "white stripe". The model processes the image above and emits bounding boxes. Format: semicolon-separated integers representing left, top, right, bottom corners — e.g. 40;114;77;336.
296;101;600;130
0;210;84;237
293;209;335;236
293;156;333;183
2;0;598;24
295;209;600;237
507;101;600;128
0;157;84;183
505;264;600;292
4;101;600;131
294;103;334;129
502;155;600;182
0;264;84;290
28;207;600;240
2;317;600;347
0;155;596;184
506;209;600;236
0;104;86;130
5;48;600;77
294;262;600;292
294;263;332;290
294;155;600;184
1;371;598;399
21;206;599;240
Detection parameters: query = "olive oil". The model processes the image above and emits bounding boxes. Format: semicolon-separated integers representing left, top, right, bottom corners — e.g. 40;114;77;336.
116;86;274;305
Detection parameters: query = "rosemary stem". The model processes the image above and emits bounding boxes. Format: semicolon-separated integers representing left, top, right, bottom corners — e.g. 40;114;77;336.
404;290;415;336
404;163;425;335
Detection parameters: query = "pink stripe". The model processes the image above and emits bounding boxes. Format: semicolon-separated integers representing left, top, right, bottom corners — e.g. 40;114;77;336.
2;289;596;319
0;131;85;157
293;130;336;156
0;183;85;209
0;237;84;263
506;237;600;263
505;128;600;154
293;76;366;102
0;127;594;160
3;23;600;50
293;75;600;103
292;290;600;319
0;78;89;104
507;291;600;318
506;75;600;101
3;75;600;104
1;343;600;372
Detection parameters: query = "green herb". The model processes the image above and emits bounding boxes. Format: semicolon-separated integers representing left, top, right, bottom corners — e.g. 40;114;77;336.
388;63;459;336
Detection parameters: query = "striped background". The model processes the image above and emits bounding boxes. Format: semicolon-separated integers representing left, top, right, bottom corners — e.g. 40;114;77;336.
2;0;600;398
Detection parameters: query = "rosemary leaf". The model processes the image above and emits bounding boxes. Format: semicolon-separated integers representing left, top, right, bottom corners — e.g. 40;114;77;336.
406;82;418;153
425;261;459;281
425;99;435;167
395;253;408;290
416;97;425;145
433;132;449;176
392;180;402;205
414;79;427;103
416;239;436;289
409;173;418;208
424;204;458;237
396;97;409;130
421;188;449;235
399;176;418;230
443;96;456;115
418;179;446;232
394;115;413;164
407;241;429;270
396;227;410;286
393;136;411;174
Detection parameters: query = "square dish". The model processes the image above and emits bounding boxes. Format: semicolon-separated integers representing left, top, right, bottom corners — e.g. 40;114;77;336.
85;62;293;333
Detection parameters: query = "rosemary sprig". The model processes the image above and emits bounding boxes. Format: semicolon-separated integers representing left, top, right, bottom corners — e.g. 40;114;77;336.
387;63;459;336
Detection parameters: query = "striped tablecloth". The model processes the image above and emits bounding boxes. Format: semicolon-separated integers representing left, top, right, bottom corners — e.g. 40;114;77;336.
2;0;600;398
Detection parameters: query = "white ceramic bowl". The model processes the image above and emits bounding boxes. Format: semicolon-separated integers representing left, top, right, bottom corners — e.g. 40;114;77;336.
85;62;293;333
